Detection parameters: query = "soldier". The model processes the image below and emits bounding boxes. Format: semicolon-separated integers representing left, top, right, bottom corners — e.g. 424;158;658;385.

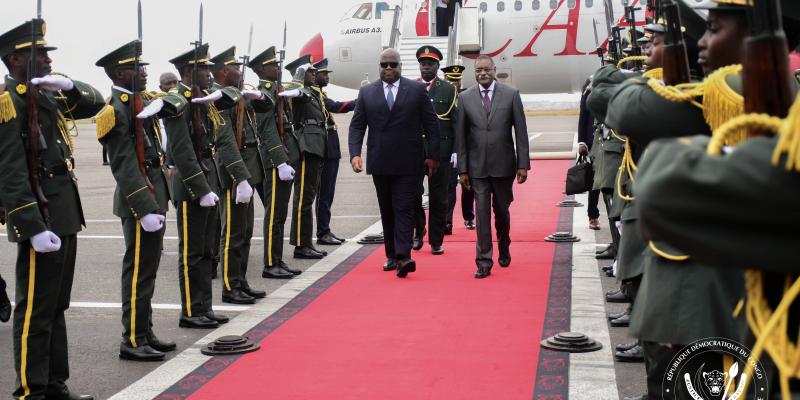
0;19;104;400
161;43;244;328
208;46;266;305
281;55;330;260
313;58;356;246
94;41;182;361
441;64;475;234
247;46;300;279
412;46;458;255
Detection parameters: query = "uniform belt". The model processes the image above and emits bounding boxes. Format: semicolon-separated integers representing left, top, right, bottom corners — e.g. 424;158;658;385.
296;119;324;128
42;158;74;177
144;156;162;169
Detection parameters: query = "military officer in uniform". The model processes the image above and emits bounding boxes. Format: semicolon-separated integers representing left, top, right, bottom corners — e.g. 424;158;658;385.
441;64;475;234
209;46;266;305
247;46;300;279
94;41;182;361
313;58;356;246
281;55;330;260
412;46;458;254
0;19;104;400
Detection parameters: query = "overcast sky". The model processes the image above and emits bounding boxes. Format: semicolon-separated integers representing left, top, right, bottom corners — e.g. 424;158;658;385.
1;0;359;98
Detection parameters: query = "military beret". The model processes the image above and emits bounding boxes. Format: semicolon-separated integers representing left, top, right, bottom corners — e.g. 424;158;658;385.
169;43;214;70
95;40;148;68
210;46;242;68
0;19;56;59
416;46;443;62
249;46;277;68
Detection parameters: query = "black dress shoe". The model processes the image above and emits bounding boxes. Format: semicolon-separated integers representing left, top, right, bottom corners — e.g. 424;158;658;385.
606;288;621;296
607;310;627;320
412;236;424;251
464;220;476;230
615;344;644;362
46;390;95;400
474;266;491;279
610;313;630;327
279;261;302;275
596;243;613;254
605;269;616;278
242;287;266;299
431;245;444;255
294;246;325;259
444;224;453;235
146;332;177;352
317;233;343;245
0;288;10;323
606;290;629;303
383;259;397;271
179;315;218;329
119;343;165;361
615;341;638;352
596;247;617;260
205;311;229;324
396;259;417;278
263;265;294;279
222;289;256;305
330;232;346;242
499;252;511;267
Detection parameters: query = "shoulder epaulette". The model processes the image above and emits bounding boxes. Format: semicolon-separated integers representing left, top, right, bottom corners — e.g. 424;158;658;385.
0;91;17;123
95;104;116;141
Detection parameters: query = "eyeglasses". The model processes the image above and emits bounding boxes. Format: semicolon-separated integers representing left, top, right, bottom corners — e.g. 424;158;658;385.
380;62;399;69
474;67;495;73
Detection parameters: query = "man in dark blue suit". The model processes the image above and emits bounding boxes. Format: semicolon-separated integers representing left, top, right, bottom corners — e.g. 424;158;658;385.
349;48;441;278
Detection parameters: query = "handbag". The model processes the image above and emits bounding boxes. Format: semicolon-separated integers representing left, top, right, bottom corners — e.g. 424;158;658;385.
565;155;594;195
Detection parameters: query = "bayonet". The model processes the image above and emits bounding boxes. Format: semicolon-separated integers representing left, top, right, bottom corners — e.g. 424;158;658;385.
191;1;209;173
234;24;254;148
276;21;288;145
592;18;605;65
133;0;154;192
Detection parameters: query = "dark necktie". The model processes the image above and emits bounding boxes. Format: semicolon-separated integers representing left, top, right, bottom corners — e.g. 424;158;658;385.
482;89;491;115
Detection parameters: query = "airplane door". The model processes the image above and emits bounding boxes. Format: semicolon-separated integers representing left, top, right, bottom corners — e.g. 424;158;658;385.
496;68;512;85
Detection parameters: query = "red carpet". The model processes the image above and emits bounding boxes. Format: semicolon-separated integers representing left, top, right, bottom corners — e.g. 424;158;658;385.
185;160;570;400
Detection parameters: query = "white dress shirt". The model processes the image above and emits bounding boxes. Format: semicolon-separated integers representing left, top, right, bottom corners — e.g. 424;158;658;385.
478;80;496;101
383;79;399;101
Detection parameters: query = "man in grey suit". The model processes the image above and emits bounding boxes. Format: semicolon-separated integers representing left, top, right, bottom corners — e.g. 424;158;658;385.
455;55;530;279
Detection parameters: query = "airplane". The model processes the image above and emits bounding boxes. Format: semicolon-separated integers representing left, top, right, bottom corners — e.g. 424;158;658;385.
298;0;654;94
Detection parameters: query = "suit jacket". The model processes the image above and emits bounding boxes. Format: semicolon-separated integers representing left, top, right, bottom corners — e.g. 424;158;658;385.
348;77;440;175
455;81;530;178
322;93;356;160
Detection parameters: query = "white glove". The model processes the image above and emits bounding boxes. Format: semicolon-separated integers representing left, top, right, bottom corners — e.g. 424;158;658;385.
241;89;264;100
278;89;301;98
137;98;164;119
450;153;457;168
30;230;61;253
199;191;219;207
140;213;165;232
235;181;254;204
277;163;295;181
191;90;223;104
30;75;74;92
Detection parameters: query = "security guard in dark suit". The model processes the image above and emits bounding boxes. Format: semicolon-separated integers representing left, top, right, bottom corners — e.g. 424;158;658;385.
209;47;267;304
94;41;182;361
247;46;301;279
313;58;356;246
164;43;246;329
412;46;458;255
441;64;474;234
283;55;330;259
0;19;104;400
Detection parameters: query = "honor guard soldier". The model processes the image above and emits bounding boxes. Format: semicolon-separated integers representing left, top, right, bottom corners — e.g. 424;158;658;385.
94;41;183;361
163;43;244;329
0;19;105;400
313;58;356;246
281;55;331;260
247;46;301;279
441;64;475;234
412;46;458;255
208;46;266;304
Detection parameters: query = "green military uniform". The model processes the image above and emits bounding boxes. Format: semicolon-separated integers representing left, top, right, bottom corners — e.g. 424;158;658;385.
413;46;458;249
0;19;105;400
94;41;185;356
163;44;245;324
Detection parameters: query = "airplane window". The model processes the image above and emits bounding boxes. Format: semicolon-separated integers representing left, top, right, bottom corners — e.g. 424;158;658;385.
550;0;557;9
352;3;373;20
568;0;576;8
532;0;540;10
585;0;593;7
497;1;505;11
480;1;487;11
515;0;522;10
375;2;390;19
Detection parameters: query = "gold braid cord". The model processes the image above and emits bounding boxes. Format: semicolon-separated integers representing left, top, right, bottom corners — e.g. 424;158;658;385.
702;64;744;139
57;111;75;153
642;67;663;81
616;55;648;70
616;140;637;201
646;79;704;109
706;114;782;155
772;93;800;172
207;103;225;133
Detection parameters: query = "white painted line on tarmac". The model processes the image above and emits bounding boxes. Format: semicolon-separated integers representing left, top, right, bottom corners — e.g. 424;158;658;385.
82;215;380;223
9;301;250;312
107;219;384;400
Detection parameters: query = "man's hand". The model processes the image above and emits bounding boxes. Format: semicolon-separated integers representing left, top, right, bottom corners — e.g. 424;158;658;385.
278;89;301;98
140;213;166;232
191;90;223;104
199;192;219;207
449;153;457;168
516;168;528;184
459;174;471;191
241;89;264;100
235;181;254;204
30;75;74;92
351;156;363;173
277;163;295;181
31;230;61;253
425;159;439;177
578;143;589;156
137;98;164;119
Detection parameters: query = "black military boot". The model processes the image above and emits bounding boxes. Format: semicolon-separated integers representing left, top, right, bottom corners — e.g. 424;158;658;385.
119;342;165;361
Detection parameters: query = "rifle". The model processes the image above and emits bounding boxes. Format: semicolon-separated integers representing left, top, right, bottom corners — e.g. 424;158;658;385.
623;0;643;70
132;0;154;192
592;18;606;65
234;24;254;149
602;0;620;63
26;0;49;223
276;21;287;145
191;3;209;173
742;0;794;132
660;0;691;85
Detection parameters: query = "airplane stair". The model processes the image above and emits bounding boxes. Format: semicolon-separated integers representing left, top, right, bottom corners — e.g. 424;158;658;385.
397;36;450;80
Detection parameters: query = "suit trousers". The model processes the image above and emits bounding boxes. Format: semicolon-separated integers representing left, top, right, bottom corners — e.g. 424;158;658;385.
315;157;340;237
373;174;424;261
415;161;451;246
13;235;77;400
291;154;324;248
447;165;475;224
259;167;293;267
120;216;164;348
176;200;213;318
436;7;449;36
218;188;251;292
471;176;515;268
